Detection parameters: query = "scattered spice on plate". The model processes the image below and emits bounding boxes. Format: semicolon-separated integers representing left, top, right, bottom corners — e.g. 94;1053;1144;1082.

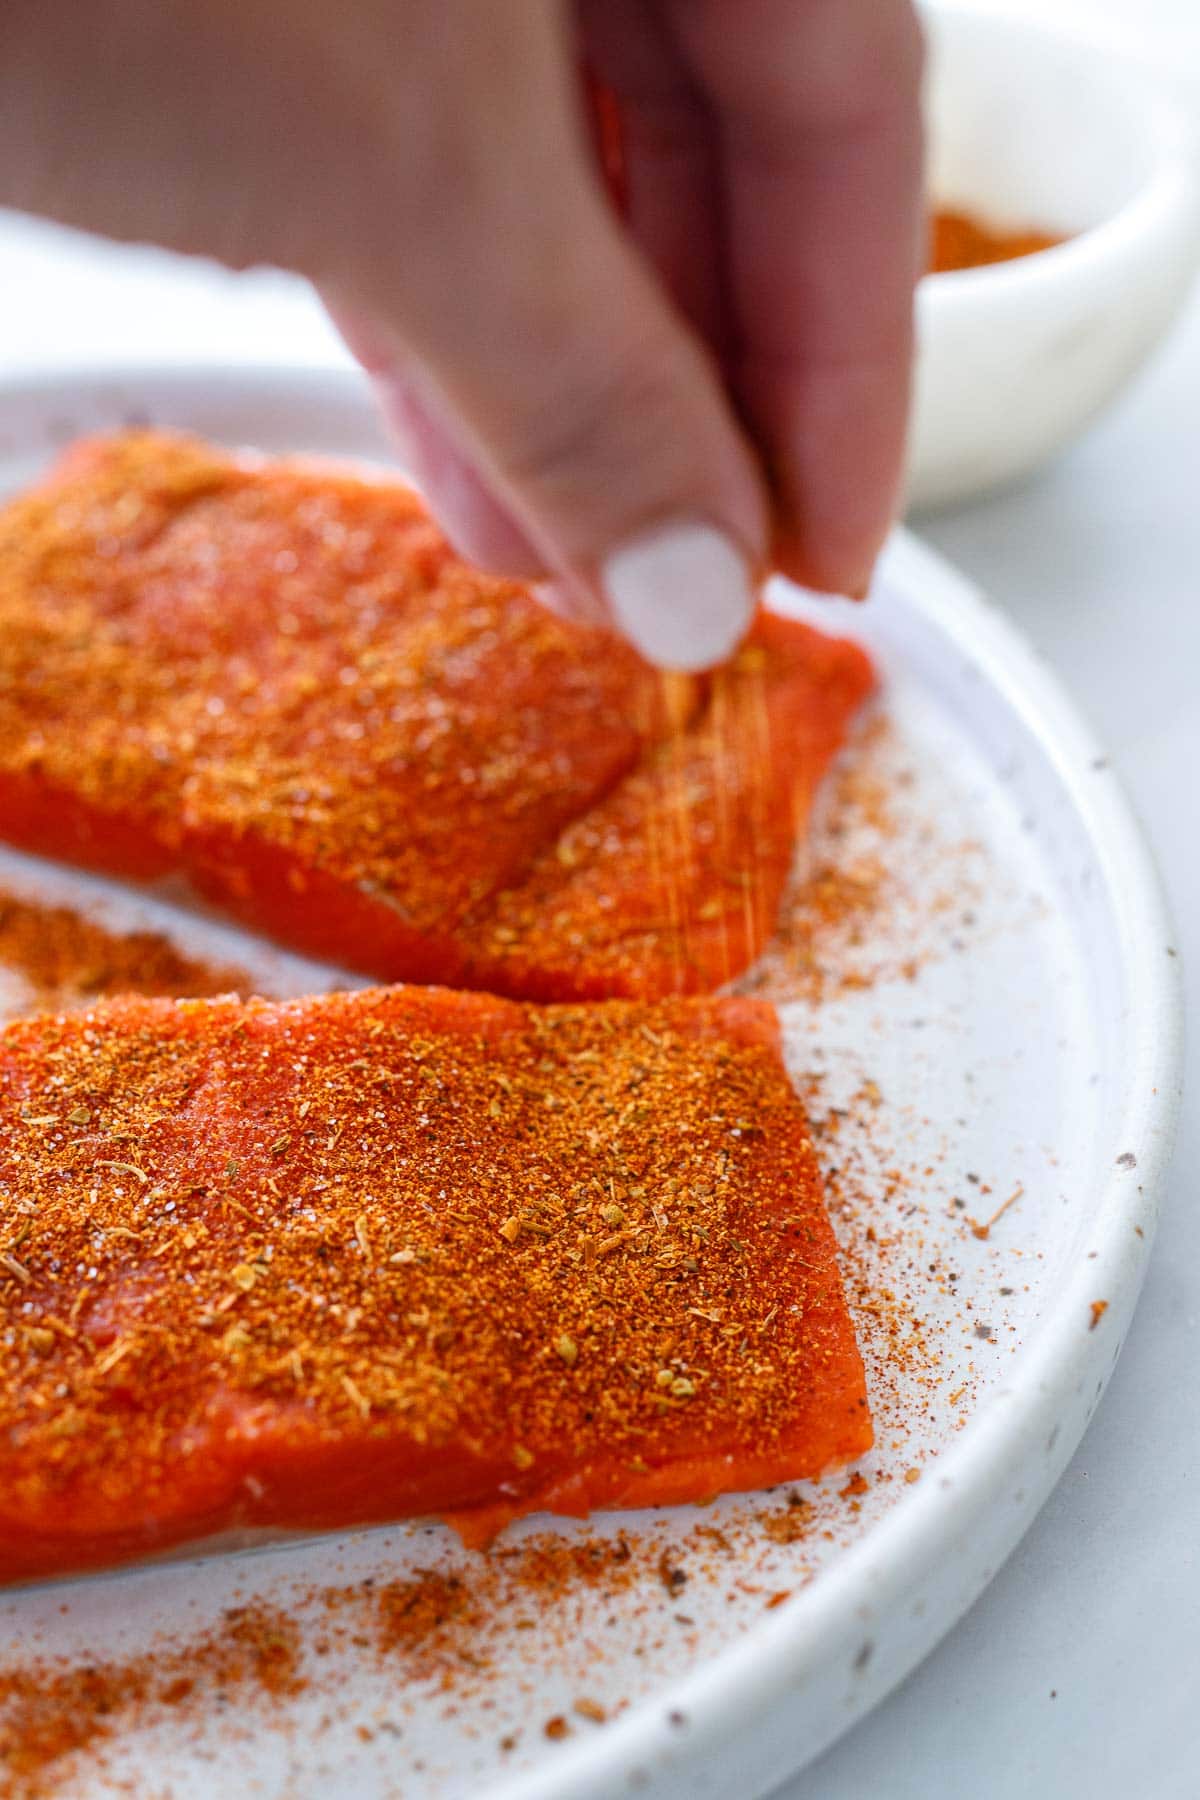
0;1602;303;1797
758;1492;814;1544
0;887;246;1012
969;1183;1025;1242
0;1499;868;1796
373;1571;481;1671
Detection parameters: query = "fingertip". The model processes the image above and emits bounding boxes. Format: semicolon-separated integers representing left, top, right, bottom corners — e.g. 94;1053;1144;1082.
754;350;909;605
771;532;879;602
602;520;756;671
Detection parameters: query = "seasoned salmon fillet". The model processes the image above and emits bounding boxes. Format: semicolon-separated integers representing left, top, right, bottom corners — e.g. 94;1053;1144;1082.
0;433;873;998
0;985;871;1583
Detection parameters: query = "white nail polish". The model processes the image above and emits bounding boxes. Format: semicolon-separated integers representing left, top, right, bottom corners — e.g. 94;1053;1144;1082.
602;523;755;672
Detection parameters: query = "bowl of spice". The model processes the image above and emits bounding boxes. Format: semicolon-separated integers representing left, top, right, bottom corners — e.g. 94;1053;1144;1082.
908;3;1200;511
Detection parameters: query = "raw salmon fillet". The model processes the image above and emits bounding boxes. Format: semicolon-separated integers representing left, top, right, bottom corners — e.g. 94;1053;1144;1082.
0;985;871;1584
0;432;874;998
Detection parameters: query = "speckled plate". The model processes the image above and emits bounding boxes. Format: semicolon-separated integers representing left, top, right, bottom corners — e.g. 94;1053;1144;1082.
0;369;1182;1800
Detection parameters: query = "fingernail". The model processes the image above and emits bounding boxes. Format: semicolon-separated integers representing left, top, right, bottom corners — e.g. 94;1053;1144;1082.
601;523;756;672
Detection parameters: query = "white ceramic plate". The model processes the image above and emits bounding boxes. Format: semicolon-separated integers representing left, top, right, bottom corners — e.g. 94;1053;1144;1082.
0;369;1182;1800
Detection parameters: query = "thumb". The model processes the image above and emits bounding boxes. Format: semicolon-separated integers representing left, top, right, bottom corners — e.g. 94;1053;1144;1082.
329;11;769;671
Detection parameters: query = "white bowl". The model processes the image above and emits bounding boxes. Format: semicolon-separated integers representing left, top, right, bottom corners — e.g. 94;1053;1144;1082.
909;3;1200;512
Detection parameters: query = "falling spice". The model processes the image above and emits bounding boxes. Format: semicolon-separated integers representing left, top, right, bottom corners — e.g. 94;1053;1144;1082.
930;208;1063;273
0;983;870;1584
0;431;873;1001
738;716;933;1008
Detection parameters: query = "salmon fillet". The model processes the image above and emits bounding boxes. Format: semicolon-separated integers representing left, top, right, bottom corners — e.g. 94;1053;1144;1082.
0;985;871;1584
0;432;874;998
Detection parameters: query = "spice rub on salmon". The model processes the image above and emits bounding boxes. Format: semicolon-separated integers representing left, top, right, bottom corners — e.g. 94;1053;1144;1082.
0;985;871;1584
0;432;874;998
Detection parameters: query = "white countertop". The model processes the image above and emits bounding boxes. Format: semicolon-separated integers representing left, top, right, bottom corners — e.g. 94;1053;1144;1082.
0;5;1196;1793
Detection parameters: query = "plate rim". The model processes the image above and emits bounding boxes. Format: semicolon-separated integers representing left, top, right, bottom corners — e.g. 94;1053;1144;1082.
0;363;1183;1798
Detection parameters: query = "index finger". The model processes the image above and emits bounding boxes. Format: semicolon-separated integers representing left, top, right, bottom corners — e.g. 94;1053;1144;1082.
666;0;925;595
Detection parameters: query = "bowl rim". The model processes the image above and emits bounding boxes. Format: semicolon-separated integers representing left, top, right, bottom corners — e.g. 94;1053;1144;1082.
919;0;1200;296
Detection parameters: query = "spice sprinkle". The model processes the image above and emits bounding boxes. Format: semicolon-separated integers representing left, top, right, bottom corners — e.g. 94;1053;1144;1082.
0;431;873;1000
0;983;870;1583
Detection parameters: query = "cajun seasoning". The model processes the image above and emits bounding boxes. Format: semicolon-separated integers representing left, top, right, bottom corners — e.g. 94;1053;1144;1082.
0;984;871;1583
0;432;873;1000
0;1602;303;1796
930;208;1063;274
0;888;246;1012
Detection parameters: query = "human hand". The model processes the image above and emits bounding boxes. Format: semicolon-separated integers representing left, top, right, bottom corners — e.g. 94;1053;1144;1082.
0;0;923;669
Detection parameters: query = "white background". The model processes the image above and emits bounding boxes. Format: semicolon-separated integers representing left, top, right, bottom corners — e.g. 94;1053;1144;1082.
0;3;1196;1796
